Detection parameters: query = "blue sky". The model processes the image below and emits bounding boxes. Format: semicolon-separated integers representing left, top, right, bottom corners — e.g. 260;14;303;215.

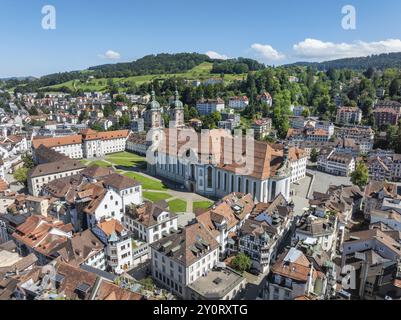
1;0;401;77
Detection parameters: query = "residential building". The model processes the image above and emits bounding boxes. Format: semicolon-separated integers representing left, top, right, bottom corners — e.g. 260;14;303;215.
293;212;338;256
336;107;362;125
341;228;401;299
315;121;335;138
373;108;400;127
92;219;133;274
336;125;375;141
11;215;73;265
292;105;308;117
123;200;178;244
252;118;272;140
131;118;145;133
196;193;255;258
368;154;401;182
126;133;150;156
264;248;328;300
150;222;219;299
238;194;294;273
196;98;225;116
317;149;356;177
228;96;249;109
257;92;273;106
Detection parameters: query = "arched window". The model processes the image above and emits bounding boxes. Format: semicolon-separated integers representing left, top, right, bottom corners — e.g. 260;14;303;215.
207;167;213;189
217;171;221;189
246;179;249;194
238;177;242;192
224;173;228;192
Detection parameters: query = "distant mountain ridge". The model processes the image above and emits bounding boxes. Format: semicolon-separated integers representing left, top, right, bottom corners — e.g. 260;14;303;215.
285;52;401;70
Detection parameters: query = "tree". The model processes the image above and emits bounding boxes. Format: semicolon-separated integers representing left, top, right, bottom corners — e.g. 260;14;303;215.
310;148;319;163
13;167;29;186
301;108;310;118
21;153;34;169
390;78;400;97
231;253;251;273
351;162;369;190
139;277;154;291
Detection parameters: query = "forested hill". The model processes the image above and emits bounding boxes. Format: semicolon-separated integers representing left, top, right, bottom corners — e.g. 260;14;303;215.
287;52;401;70
88;53;213;77
6;53;265;92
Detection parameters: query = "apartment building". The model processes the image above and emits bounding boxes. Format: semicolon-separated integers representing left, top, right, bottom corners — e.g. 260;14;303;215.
196;98;225;115
336;107;362;125
368;154;401;182
228;96;249;109
123;200;178;244
252;118;272;140
317;149;356;177
150;222;219;299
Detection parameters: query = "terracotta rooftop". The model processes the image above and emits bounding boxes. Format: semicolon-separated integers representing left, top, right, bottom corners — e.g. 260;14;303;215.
12;215;73;257
94;280;144;300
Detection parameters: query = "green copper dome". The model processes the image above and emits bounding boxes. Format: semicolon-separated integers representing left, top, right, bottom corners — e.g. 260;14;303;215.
149;89;160;111
171;87;183;110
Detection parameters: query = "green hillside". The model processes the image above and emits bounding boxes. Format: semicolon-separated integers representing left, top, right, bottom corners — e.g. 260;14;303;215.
42;62;246;92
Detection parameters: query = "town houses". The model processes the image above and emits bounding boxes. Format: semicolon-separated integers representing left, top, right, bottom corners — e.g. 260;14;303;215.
368;153;401;182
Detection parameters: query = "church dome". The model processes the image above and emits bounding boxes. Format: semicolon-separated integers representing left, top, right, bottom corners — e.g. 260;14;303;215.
171;88;183;109
148;90;160;110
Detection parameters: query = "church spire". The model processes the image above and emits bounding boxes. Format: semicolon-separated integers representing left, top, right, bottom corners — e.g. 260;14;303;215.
149;85;160;111
171;81;183;110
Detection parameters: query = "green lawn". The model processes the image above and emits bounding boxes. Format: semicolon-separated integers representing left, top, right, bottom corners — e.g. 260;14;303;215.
88;160;113;168
168;199;188;213
123;172;168;191
193;200;214;211
106;152;147;168
80;159;112;167
143;191;172;202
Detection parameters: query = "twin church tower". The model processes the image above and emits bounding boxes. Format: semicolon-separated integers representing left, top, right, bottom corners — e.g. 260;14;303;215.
144;85;185;130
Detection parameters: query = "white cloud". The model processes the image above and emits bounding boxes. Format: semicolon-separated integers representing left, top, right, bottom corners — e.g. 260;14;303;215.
293;38;401;61
250;43;286;61
99;50;121;60
205;51;230;60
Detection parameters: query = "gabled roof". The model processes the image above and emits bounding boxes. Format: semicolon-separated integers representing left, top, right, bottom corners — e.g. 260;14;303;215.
28;160;85;178
103;173;140;191
150;222;219;266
